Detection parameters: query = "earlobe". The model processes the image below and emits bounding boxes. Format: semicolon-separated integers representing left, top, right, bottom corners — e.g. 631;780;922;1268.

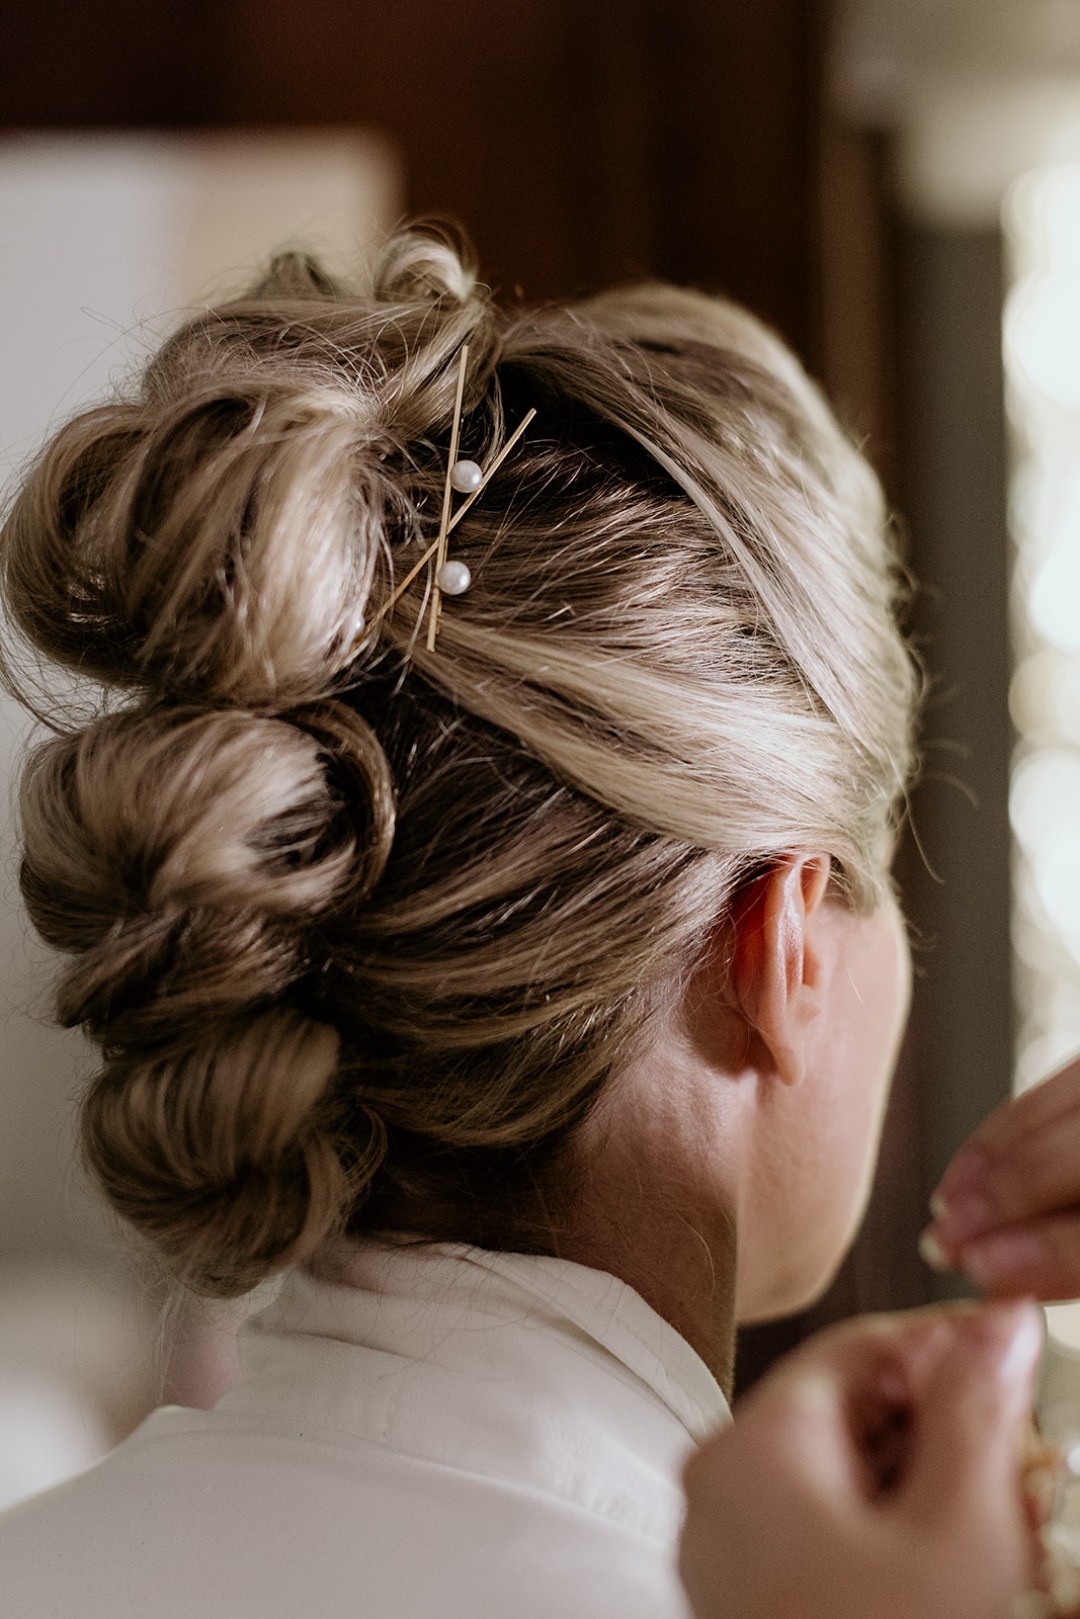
731;854;832;1087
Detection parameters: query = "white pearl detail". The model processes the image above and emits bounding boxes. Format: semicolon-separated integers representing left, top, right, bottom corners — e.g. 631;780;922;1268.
449;459;483;494
436;560;472;596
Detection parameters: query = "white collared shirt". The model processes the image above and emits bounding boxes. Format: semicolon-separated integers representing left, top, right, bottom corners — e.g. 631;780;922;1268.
0;1241;730;1618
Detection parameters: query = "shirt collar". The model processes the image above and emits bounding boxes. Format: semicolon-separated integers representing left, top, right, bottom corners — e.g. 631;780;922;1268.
256;1237;729;1444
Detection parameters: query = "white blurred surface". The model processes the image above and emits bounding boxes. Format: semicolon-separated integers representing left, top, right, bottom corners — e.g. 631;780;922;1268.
1003;162;1080;1094
0;1259;157;1510
833;0;1080;225
0;1379;107;1511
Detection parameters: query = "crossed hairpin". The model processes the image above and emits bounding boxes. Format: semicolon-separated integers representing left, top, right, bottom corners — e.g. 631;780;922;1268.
363;344;536;651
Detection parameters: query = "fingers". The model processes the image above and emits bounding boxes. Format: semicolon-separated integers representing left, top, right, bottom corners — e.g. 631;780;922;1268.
678;1366;842;1619
754;1307;950;1410
684;1312;946;1513
717;1308;981;1506
901;1301;1043;1524
928;1104;1080;1249
680;1305;1043;1619
741;1310;938;1427
927;1055;1080;1280
895;1303;1043;1614
678;1320;919;1619
948;1214;1080;1300
939;1054;1080;1185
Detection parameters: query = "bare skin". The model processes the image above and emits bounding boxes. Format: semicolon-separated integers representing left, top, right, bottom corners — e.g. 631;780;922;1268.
560;1033;742;1389
557;857;1072;1617
561;854;911;1395
678;1300;1042;1619
924;1052;1080;1298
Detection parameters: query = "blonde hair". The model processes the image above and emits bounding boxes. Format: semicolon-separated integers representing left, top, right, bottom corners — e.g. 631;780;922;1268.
0;227;917;1295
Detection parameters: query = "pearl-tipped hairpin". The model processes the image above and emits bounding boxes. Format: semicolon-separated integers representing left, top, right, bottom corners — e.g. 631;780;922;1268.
361;344;536;650
449;459;482;494
436;559;472;595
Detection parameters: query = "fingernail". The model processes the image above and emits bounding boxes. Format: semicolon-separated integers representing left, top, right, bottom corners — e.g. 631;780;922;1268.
929;1190;950;1222
961;1230;1045;1288
934;1145;991;1202
787;1372;840;1417
929;1189;996;1247
918;1227;953;1273
971;1301;1043;1389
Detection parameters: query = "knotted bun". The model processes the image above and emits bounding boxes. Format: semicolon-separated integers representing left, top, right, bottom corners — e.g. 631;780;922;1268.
16;698;394;1291
20;701;393;1037
81;1011;387;1297
0;232;496;1291
1;229;494;709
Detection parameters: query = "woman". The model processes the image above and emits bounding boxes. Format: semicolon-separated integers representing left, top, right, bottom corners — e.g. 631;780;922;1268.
0;225;916;1616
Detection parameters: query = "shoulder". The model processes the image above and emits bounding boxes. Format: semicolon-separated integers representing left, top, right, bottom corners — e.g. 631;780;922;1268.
0;1404;687;1619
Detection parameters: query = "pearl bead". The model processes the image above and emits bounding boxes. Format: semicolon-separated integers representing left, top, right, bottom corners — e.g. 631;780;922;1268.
449;459;483;494
436;560;472;596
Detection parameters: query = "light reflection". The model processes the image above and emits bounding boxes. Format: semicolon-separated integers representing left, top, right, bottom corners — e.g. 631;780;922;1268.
1006;274;1080;410
1010;748;1080;852
1011;166;1080;278
1034;837;1080;958
1011;650;1080;744
1004;161;1080;1089
1029;545;1080;647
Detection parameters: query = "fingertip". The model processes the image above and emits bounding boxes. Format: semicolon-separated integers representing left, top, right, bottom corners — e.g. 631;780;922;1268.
981;1298;1044;1382
905;1303;1043;1511
918;1226;955;1274
953;1299;1044;1407
917;1303;1041;1435
933;1144;992;1205
960;1232;1046;1293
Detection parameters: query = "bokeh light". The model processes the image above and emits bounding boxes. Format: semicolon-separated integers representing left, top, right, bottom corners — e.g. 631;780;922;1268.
1006;273;1080;411
1004;161;1080;1089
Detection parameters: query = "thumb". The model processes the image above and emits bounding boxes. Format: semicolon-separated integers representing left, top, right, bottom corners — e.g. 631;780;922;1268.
903;1299;1043;1524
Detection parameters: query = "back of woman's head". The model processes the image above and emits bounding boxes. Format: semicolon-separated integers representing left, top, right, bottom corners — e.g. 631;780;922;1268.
0;225;917;1295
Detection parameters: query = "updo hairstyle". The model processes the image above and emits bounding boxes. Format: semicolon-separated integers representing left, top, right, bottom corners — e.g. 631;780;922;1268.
0;227;917;1295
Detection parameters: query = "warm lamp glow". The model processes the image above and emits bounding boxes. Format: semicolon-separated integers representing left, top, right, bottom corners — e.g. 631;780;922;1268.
1029;545;1080;647
1004;161;1080;1089
1006;274;1080;410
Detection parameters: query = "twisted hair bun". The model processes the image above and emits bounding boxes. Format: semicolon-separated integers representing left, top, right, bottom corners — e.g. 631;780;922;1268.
16;699;393;1295
2;231;488;707
82;1011;386;1297
20;703;393;1041
1;225;917;1289
0;231;474;1291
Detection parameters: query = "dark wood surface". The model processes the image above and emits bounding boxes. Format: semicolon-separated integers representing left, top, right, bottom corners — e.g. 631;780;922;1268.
1;0;820;349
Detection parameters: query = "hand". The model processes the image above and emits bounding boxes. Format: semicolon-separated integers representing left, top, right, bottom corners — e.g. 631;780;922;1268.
924;1053;1080;1297
679;1302;1042;1619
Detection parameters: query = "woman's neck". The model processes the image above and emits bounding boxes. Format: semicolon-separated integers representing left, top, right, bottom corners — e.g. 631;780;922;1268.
554;1050;742;1396
556;1197;738;1395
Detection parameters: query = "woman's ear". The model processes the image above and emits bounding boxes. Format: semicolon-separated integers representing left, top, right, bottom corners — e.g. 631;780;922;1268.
730;854;832;1087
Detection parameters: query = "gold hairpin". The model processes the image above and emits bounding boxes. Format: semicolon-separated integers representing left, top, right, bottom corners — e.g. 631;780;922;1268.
361;344;536;649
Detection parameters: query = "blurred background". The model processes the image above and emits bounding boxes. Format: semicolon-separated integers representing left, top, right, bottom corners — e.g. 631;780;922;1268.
1;0;1079;1499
